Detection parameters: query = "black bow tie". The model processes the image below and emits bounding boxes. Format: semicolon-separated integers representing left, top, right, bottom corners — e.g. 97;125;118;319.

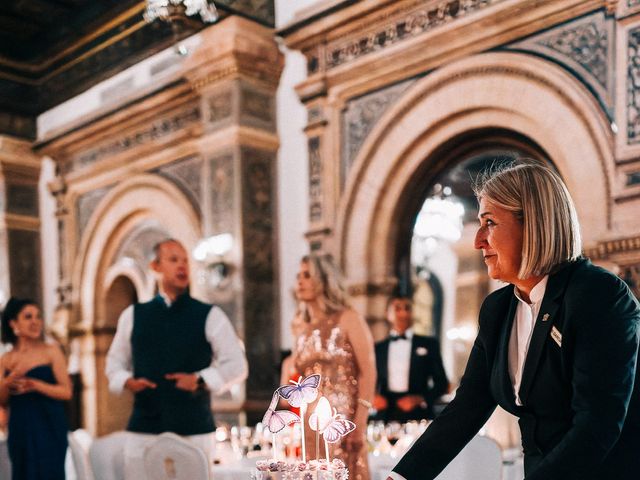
390;333;408;341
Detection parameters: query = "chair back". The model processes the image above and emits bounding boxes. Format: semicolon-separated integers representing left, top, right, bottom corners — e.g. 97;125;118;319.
435;435;502;480
68;429;95;480
0;437;11;480
89;431;127;480
143;432;210;480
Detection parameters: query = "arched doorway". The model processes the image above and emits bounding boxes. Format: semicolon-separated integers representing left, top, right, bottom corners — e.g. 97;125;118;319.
337;51;613;449
95;275;138;435
338;50;612;326
395;128;552;380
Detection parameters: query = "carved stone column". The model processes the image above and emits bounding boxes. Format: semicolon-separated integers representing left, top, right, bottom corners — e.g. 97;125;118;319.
0;135;42;305
183;16;284;415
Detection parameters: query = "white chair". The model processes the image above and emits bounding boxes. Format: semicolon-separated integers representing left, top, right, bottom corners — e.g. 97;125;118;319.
435;435;503;480
68;429;95;480
0;437;11;480
89;431;127;480
143;432;210;480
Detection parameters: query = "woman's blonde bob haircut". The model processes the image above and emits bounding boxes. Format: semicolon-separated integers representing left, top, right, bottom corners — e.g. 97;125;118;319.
298;254;350;321
473;161;582;279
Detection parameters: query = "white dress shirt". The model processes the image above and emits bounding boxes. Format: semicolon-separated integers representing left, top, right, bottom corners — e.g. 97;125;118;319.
509;276;548;406
106;294;248;394
387;328;414;393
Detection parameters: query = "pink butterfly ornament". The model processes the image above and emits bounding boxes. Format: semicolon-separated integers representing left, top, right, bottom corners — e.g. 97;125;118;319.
262;391;300;434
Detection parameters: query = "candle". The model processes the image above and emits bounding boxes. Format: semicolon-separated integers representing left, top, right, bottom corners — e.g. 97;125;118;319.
312;397;333;465
272;433;278;461
276;374;321;464
300;402;307;462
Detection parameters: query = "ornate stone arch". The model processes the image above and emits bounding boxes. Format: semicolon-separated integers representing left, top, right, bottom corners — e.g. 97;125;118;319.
337;51;613;315
74;173;201;329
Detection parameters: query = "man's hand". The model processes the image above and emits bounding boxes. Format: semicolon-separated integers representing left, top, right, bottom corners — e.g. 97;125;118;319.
396;394;425;412
124;377;157;393
373;394;388;411
165;372;200;392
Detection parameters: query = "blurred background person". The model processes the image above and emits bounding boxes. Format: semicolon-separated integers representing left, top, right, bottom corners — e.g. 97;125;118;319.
291;254;375;480
106;239;247;479
0;298;71;480
374;294;448;422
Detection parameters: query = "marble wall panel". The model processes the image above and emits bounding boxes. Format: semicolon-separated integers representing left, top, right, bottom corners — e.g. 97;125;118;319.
628;25;640;144
6;183;39;216
341;78;417;190
506;10;614;118
76;186;112;240
8;229;42;305
155;156;204;218
210;152;235;234
241;146;277;399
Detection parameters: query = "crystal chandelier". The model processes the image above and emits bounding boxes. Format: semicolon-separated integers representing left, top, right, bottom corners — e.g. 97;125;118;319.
144;0;219;24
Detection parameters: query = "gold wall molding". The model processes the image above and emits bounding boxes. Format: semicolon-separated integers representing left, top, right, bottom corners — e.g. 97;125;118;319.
585;235;640;259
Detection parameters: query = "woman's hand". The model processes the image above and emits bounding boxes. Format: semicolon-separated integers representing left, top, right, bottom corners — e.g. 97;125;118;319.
0;371;20;395
8;377;39;395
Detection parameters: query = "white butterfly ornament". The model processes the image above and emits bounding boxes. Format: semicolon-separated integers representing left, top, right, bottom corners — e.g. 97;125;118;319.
309;407;356;443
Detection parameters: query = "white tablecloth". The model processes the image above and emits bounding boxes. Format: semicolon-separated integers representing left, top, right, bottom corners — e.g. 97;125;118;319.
211;451;525;480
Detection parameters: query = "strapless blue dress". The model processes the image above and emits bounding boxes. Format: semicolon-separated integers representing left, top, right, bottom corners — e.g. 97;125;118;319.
7;364;68;480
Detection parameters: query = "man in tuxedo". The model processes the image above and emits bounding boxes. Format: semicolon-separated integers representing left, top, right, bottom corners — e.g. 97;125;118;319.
374;295;448;422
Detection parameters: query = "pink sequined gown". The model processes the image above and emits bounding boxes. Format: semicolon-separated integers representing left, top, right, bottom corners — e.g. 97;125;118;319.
293;312;369;480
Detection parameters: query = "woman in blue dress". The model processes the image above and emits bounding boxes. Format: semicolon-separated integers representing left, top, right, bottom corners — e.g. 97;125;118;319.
0;298;71;480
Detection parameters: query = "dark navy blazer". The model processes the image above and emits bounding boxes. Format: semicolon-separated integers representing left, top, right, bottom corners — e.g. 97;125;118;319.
393;258;640;480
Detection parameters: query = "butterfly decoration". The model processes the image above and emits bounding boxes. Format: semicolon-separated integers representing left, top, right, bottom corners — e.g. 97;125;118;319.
262;391;300;433
277;374;321;408
308;408;356;443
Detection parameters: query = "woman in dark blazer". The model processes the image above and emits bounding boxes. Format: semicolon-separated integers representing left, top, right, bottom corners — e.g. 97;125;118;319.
389;162;640;480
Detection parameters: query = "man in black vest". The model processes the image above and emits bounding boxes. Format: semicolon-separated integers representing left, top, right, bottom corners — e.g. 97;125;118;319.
106;239;247;479
374;295;449;422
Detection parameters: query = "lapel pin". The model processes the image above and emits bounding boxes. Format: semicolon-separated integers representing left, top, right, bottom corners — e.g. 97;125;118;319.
542;313;550;322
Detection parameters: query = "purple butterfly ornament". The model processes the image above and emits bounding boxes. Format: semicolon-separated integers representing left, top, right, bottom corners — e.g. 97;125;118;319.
308;408;356;443
262;391;300;434
277;374;321;408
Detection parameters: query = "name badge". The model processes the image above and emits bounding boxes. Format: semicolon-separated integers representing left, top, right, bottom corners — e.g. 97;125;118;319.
550;326;562;347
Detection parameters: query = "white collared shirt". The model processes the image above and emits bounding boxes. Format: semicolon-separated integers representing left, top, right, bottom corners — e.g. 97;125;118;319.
509;276;548;406
387;328;414;393
105;293;248;394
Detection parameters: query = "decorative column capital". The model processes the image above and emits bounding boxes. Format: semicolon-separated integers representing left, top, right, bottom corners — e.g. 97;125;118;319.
183;16;284;92
0;135;41;175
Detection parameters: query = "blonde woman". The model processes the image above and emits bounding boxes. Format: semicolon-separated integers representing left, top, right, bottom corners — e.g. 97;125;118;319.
292;254;376;480
389;162;640;480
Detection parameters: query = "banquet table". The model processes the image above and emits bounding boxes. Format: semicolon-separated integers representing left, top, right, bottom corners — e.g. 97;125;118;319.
211;451;525;480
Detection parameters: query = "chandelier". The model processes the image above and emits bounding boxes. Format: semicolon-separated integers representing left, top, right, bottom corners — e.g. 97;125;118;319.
412;185;465;261
144;0;219;24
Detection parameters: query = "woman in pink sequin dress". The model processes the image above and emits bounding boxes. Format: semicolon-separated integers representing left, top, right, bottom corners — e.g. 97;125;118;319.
291;255;376;480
